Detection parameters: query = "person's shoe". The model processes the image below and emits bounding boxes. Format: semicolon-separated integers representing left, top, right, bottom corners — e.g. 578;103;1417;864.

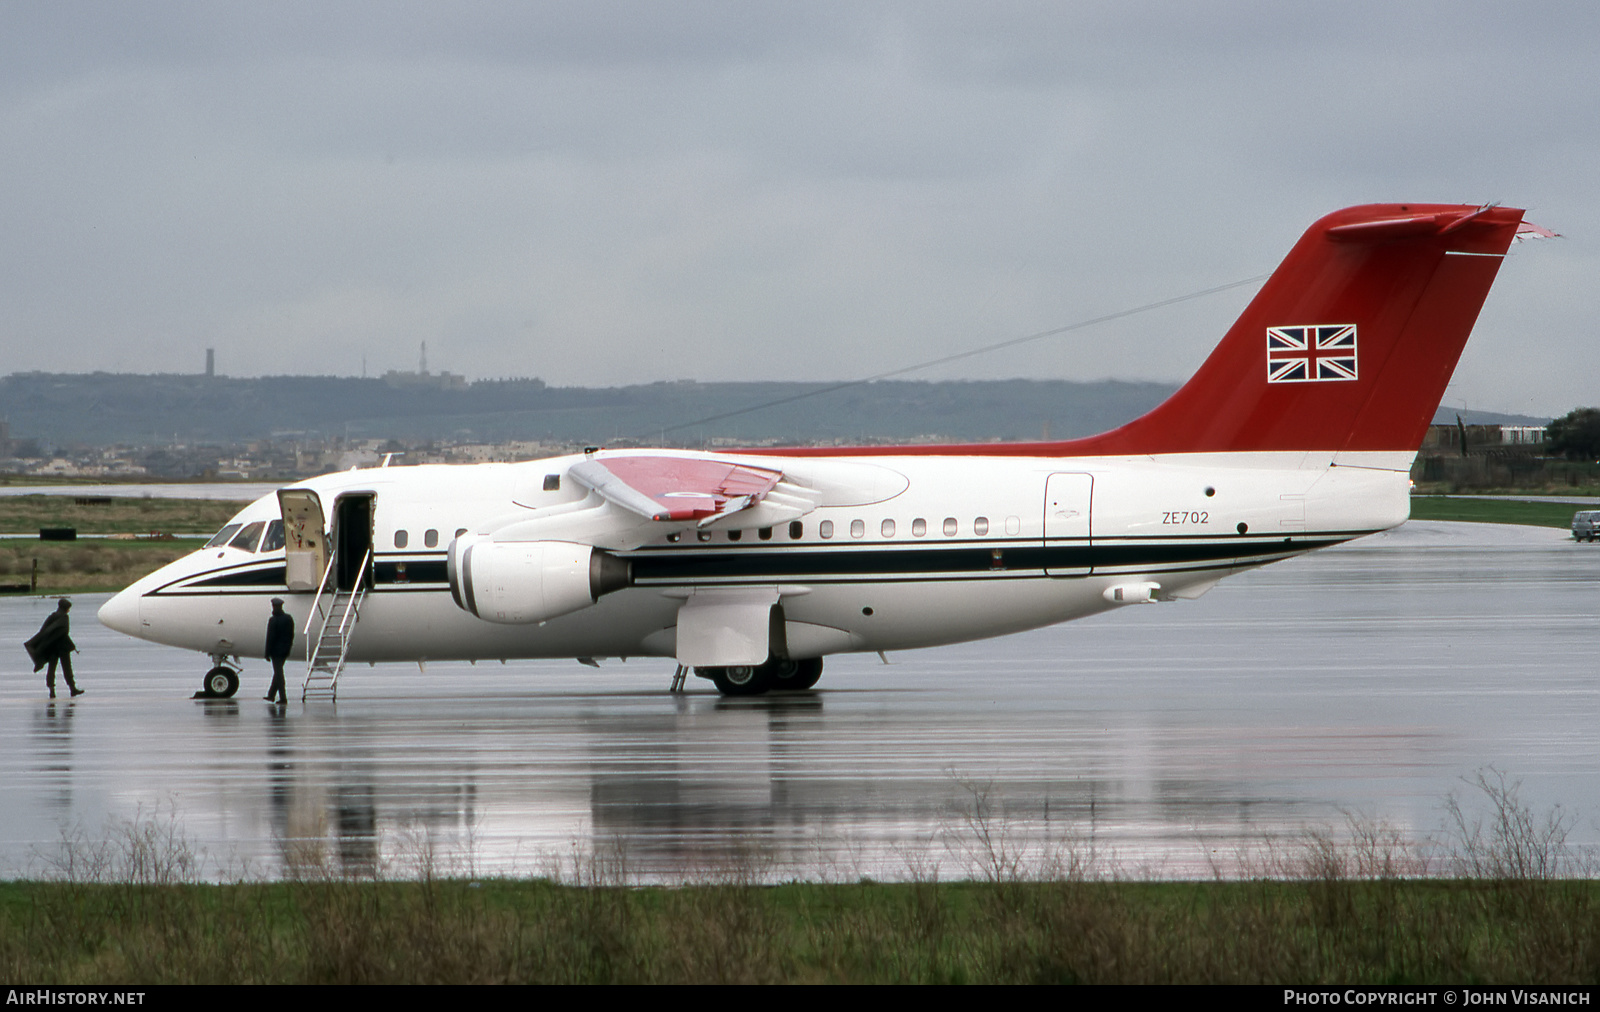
70;688;84;697
48;689;55;699
264;696;275;701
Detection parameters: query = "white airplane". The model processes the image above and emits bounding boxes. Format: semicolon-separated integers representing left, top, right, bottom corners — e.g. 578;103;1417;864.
99;203;1546;700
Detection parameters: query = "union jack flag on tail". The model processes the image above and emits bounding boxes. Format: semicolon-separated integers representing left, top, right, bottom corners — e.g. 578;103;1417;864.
1266;324;1358;383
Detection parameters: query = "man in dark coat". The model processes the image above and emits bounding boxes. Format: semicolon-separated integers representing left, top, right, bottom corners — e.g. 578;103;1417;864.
264;597;294;703
25;598;81;699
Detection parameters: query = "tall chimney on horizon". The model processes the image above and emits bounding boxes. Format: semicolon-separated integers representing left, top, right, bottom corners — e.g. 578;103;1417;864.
206;348;215;377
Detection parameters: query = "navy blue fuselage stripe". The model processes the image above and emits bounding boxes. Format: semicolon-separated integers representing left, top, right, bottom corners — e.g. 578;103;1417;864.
171;536;1356;592
188;561;450;588
624;537;1349;581
189;566;288;587
374;561;449;583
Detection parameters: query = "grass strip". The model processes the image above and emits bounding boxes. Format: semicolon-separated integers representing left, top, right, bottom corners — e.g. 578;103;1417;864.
0;496;242;594
0;495;242;536
0;538;206;594
1;876;1597;984
1409;496;1581;529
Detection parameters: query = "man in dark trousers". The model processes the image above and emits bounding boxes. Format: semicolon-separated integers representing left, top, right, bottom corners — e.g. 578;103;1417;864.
25;598;81;699
264;598;294;704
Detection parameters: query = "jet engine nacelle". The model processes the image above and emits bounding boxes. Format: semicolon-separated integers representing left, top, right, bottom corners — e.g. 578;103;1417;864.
447;536;631;624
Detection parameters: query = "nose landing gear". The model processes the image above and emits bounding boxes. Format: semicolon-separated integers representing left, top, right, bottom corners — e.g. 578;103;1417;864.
194;654;242;699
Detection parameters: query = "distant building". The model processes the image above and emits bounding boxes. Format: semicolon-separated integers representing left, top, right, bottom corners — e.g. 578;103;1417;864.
336;449;381;470
1422;423;1548;452
383;340;467;390
382;369;468;391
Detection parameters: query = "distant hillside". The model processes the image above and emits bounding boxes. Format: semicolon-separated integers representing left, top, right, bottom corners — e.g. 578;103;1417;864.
0;372;1178;448
0;371;1552;449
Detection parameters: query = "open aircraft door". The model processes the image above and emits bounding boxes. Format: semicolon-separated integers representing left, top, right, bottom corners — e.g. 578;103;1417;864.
330;492;375;591
278;488;327;592
1043;472;1092;577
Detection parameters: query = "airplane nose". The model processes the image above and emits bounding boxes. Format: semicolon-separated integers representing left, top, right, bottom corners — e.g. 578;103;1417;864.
97;587;142;638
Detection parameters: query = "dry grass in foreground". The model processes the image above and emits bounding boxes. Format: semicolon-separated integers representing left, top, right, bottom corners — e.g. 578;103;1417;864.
1;772;1596;984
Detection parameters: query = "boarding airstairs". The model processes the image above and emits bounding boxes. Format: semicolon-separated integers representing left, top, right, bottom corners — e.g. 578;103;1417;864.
302;546;370;702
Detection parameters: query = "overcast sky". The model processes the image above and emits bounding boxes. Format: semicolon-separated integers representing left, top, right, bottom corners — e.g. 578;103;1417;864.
0;1;1592;416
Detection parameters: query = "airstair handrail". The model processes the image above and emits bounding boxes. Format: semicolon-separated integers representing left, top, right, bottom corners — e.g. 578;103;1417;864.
305;547;337;636
304;547;338;670
337;548;373;642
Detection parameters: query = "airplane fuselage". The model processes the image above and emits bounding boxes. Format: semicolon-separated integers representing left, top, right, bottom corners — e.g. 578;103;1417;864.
99;448;1410;666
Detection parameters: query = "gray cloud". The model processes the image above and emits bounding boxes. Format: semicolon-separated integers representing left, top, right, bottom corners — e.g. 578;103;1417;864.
0;1;1593;417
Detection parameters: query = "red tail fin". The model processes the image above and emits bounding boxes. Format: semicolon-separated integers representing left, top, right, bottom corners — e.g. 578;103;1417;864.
759;203;1526;460
1063;202;1524;455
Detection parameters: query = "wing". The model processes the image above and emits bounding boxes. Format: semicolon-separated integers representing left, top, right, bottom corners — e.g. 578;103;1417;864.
469;450;903;554
568;453;818;529
450;451;904;636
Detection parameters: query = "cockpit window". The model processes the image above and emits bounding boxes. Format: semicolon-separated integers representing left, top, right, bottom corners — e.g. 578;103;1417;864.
260;520;285;553
230;521;265;553
206;524;242;549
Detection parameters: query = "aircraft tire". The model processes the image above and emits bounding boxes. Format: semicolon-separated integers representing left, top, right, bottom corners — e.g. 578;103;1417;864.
706;664;773;696
203;666;240;698
771;657;823;691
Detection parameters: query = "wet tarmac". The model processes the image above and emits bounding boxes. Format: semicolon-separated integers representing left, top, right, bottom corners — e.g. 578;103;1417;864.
2;520;1597;882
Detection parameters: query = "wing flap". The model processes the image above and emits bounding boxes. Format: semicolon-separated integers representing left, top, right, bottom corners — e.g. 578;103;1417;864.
569;454;817;527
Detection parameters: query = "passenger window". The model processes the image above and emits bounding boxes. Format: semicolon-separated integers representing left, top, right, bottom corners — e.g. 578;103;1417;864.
543;474;561;491
394;530;409;549
789;521;803;539
1006;516;1021;535
728;529;742;541
759;527;773;541
943;518;958;536
819;520;834;539
912;518;926;537
205;524;242;549
850;519;865;539
230;521;265;553
260;520;285;552
881;519;895;537
455;528;467;539
424;529;439;548
974;517;989;536
697;530;711;542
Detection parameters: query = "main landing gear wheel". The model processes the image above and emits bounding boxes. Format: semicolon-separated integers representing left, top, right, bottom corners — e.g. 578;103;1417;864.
704;663;773;697
203;666;240;698
771;657;823;691
699;657;824;696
